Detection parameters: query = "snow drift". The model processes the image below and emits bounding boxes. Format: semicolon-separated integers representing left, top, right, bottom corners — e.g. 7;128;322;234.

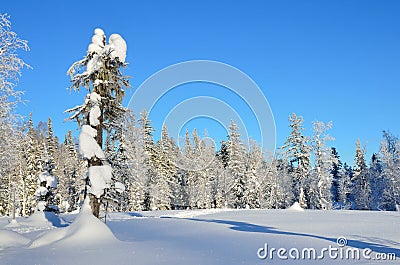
0;230;30;249
287;202;305;212
30;199;117;248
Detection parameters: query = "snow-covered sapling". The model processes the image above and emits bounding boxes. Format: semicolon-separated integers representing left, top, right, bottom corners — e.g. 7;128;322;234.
34;159;58;212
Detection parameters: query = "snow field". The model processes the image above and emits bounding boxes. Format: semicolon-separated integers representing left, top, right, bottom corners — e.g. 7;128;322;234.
0;208;398;265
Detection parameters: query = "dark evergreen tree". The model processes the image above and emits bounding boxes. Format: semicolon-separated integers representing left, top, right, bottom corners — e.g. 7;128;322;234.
330;147;342;205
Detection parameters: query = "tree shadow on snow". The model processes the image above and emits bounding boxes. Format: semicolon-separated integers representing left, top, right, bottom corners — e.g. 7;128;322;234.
44;212;68;228
181;217;400;258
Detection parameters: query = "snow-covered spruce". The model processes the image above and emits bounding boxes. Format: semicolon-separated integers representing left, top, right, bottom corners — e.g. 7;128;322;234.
66;28;130;218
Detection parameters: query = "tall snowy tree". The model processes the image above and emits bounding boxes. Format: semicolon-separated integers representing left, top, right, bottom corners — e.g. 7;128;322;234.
244;139;263;209
369;153;384;210
330;147;343;206
57;131;85;212
351;140;371;210
309;121;335;210
116;110;147;211
138;110;159;211
338;163;353;209
379;131;400;211
0;13;29;216
227;120;246;209
282;113;311;208
262;154;294;209
22;114;42;215
66;28;130;217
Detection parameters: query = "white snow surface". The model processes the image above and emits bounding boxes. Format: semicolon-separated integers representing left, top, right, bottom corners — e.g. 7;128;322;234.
0;230;30;249
19;211;57;228
0;209;399;264
79;125;105;159
88;165;112;198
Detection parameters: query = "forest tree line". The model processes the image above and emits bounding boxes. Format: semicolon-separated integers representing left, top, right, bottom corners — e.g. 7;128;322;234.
0;110;399;216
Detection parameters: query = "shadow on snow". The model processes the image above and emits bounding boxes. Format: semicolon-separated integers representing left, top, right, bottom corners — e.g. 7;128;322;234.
162;217;400;258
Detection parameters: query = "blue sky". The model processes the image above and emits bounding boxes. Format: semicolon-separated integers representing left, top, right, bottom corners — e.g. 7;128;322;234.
3;0;400;165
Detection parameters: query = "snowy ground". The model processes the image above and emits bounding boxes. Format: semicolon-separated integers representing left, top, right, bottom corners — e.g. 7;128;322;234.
0;207;399;265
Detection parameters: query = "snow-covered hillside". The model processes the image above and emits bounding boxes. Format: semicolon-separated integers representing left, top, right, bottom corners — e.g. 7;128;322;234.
0;209;399;265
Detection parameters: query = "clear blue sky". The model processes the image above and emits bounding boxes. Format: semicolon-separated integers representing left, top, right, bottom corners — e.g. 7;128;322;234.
3;0;400;165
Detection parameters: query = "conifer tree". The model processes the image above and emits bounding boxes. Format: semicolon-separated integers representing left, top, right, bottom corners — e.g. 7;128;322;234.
227;120;246;209
282;113;311;208
309;121;335;210
330;147;343;205
66;28;130;217
379;131;400;211
244;139;263;209
339;163;353;209
351;140;371;210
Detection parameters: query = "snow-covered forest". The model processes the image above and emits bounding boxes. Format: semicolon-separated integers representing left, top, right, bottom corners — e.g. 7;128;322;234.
1;13;400;220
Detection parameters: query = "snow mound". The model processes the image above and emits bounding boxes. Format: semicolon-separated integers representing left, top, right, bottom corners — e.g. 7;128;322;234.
0;230;30;249
30;199;117;248
5;219;20;228
287;202;305;212
20;211;55;228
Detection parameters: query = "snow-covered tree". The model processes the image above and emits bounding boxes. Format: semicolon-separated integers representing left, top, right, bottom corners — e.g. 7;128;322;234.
66;28;130;217
227;120;247;209
351;140;371;210
138;110;160;211
282;113;311;208
0;13;29;216
378;131;400;211
57;130;85;212
21;114;42;215
0;13;29;105
261;154;294;209
309;121;335;210
338;163;353;209
116;110;147;211
244;139;263;209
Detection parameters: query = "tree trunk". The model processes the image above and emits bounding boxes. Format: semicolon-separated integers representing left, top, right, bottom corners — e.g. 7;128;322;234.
88;108;103;218
89;194;101;218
